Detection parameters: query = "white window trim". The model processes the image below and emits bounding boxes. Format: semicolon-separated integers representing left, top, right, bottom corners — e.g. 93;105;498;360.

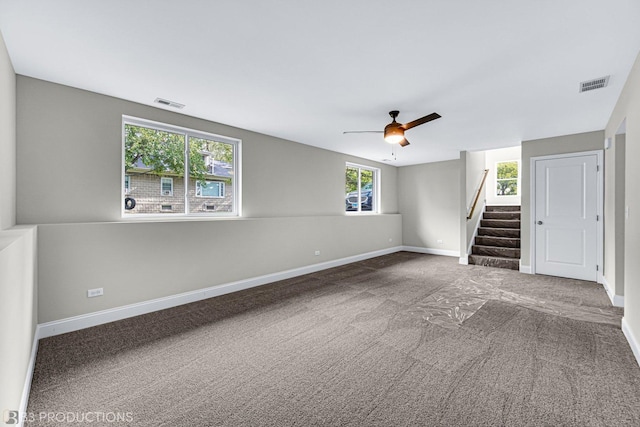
160;177;174;197
345;162;381;215
122;115;242;219
196;180;225;198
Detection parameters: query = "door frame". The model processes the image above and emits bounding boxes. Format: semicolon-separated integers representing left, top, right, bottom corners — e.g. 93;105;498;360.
529;150;604;283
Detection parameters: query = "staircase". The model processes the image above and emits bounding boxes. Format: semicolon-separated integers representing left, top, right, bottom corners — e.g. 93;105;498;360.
469;205;521;271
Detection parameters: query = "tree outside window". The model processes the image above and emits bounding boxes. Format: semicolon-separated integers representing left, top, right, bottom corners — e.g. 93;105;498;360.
496;161;518;196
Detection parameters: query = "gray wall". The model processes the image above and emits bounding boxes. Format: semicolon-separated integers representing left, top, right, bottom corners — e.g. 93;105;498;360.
398;159;460;253
0;31;38;421
520;131;604;270
606;51;640;352
0;30;15;230
16;77;402;322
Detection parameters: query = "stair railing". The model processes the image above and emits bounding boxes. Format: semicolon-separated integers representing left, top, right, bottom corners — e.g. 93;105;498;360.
467;169;489;220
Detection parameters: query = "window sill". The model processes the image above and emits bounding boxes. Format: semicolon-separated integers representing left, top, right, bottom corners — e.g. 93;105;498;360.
345;211;380;216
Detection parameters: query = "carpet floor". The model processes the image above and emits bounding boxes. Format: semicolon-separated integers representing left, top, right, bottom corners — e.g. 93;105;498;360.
27;252;640;426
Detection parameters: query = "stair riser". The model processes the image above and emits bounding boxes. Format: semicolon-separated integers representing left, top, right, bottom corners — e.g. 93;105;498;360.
472;246;520;258
485;205;521;212
480;219;521;229
477;227;521;238
469;255;519;270
483;211;521;220
475;236;521;248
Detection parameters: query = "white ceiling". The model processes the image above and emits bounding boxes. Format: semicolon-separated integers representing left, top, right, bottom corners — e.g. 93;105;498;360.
1;0;639;166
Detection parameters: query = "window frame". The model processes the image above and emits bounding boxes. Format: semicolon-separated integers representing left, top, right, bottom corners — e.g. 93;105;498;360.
345;162;380;214
122;116;241;218
495;159;520;197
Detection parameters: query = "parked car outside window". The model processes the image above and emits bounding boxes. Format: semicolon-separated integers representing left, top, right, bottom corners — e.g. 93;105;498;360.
345;182;373;211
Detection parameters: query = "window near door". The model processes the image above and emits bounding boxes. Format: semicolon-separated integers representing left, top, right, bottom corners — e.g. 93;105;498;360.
496;160;518;196
345;163;379;213
123;116;240;216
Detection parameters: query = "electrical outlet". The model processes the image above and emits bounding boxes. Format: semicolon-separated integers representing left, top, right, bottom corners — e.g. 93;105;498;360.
87;288;103;298
389;238;393;243
437;239;443;244
314;250;321;256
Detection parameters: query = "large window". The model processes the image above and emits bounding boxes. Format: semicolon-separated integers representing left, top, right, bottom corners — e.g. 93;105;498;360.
123;117;240;216
345;163;379;213
496;160;519;196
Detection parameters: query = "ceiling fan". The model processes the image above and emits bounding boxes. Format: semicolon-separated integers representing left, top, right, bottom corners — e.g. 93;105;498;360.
344;110;441;147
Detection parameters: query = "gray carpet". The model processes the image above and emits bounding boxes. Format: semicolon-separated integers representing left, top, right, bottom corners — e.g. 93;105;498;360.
27;252;640;426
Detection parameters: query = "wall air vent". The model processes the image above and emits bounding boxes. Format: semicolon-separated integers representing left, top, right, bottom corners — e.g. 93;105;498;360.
579;76;609;93
154;98;185;109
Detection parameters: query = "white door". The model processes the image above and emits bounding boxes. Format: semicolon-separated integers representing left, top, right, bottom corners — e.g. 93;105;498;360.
534;154;598;281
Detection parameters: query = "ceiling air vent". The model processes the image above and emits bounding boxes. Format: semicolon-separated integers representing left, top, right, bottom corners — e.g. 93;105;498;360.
154;98;185;109
579;76;609;93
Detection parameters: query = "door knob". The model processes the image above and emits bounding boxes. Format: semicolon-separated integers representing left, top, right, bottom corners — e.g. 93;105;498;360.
537;221;543;225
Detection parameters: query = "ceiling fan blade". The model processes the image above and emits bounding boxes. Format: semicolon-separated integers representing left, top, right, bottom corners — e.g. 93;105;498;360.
399;138;410;147
402;112;441;130
343;131;384;134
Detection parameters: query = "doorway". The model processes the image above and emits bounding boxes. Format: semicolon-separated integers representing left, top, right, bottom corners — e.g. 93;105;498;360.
531;151;603;282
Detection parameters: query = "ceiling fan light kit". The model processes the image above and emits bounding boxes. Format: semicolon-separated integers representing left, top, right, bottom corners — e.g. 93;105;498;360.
384;128;405;144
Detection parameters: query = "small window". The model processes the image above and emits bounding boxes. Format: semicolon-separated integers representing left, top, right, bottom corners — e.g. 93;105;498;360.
345;163;379;213
161;177;174;196
196;181;225;198
124;175;131;194
496;160;519;196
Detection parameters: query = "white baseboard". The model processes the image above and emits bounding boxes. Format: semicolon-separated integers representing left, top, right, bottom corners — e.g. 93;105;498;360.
402;246;460;257
17;327;39;427
38;246;404;339
602;276;624;307
622;317;640;368
519;263;532;274
459;257;469;265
